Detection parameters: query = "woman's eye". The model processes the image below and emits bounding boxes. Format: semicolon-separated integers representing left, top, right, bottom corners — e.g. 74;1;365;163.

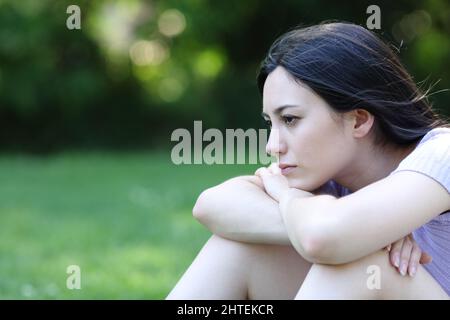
264;119;272;128
282;115;298;126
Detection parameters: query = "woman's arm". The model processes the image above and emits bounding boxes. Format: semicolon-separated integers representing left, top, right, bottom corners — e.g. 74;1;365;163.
281;171;450;264
255;164;435;275
193;175;291;245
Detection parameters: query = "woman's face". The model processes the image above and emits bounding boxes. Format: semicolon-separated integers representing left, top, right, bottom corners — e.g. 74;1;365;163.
262;66;357;191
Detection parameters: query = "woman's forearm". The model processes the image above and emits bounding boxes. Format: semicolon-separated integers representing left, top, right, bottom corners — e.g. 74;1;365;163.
192;176;292;245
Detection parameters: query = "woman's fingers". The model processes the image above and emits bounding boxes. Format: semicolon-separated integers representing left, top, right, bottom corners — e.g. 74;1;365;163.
268;163;281;174
398;236;414;276
388;234;431;277
408;244;422;277
419;251;432;264
254;165;289;202
255;164;281;177
255;167;269;177
389;238;403;269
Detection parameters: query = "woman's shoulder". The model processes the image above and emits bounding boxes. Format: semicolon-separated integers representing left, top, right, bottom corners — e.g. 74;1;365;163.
402;127;450;161
417;127;450;145
391;126;450;194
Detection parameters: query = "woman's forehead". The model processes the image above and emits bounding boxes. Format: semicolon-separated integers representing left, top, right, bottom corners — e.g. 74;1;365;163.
263;72;317;114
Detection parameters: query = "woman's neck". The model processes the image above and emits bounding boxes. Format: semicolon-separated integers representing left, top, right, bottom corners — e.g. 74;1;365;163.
334;142;418;192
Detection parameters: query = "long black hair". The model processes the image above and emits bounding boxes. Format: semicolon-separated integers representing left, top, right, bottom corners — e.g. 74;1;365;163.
257;22;449;148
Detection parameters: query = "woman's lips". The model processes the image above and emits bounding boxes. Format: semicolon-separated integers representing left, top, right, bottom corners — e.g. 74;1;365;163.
280;165;297;175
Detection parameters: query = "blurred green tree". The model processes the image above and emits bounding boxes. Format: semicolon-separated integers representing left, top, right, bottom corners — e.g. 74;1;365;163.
0;0;448;152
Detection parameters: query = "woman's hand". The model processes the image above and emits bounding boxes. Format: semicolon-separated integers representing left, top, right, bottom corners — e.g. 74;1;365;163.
254;163;312;202
254;164;290;202
385;234;432;277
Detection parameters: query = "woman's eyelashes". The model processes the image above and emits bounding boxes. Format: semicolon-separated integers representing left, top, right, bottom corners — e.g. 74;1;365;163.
263;115;299;129
281;115;299;127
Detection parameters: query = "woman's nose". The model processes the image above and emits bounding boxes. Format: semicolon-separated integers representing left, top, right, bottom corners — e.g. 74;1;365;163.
265;128;286;157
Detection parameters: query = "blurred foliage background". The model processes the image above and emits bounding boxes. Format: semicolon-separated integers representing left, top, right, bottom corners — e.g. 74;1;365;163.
0;0;448;299
0;0;449;152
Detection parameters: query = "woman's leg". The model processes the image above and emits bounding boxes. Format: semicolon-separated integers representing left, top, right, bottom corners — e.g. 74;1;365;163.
166;234;312;300
295;249;449;299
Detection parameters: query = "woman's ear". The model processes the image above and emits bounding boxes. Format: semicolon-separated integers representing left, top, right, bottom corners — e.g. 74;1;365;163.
349;108;375;138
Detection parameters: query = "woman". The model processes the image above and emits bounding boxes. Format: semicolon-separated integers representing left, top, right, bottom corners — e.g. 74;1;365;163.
167;22;450;299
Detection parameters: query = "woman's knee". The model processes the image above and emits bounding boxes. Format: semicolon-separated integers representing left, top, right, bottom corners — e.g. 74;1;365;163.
246;243;312;299
167;235;256;299
205;235;312;300
346;250;447;299
201;235;274;275
296;250;395;299
205;234;261;259
297;249;448;299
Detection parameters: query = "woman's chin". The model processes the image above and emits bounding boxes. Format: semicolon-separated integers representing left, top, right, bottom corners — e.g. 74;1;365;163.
287;177;317;192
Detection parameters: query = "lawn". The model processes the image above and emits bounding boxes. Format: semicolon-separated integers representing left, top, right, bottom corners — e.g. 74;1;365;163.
0;151;258;299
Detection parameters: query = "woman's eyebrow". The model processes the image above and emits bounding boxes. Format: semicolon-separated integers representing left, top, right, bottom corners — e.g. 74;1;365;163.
261;104;301;118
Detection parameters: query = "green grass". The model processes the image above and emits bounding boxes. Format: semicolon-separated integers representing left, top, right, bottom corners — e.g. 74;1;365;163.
0;151;258;299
